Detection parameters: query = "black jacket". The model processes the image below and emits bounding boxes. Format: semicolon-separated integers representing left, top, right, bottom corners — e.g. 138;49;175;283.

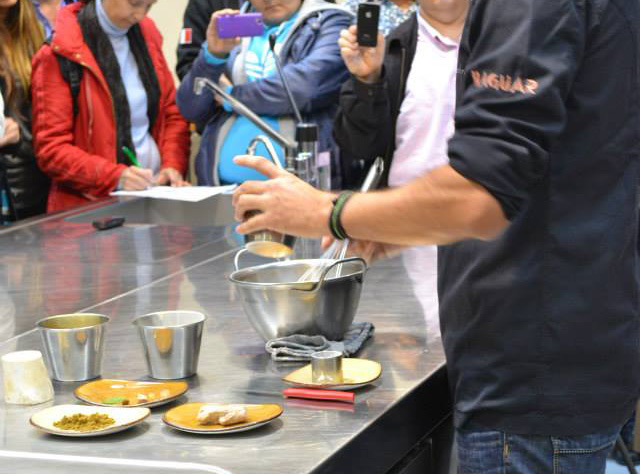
0;80;48;220
333;14;417;189
440;0;640;436
176;0;241;81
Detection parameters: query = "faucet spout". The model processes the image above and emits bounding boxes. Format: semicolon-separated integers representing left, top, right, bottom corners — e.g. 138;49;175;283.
193;77;297;155
247;136;285;170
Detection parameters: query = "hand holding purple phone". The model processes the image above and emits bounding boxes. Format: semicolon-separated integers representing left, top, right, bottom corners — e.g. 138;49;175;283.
217;13;265;39
206;9;243;59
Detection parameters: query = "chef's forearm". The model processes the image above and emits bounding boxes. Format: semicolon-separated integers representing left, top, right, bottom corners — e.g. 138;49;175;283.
340;165;509;246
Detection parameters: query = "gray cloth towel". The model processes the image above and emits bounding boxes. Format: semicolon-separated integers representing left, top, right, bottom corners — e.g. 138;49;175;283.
265;322;375;362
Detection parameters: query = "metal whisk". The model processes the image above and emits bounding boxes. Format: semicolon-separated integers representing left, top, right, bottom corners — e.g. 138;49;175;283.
297;157;384;282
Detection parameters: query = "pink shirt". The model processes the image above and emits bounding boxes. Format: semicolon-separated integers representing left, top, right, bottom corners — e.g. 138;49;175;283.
389;14;459;337
389;14;459;187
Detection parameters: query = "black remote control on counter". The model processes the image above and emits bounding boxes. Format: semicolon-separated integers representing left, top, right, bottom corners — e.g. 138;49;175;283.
92;217;125;231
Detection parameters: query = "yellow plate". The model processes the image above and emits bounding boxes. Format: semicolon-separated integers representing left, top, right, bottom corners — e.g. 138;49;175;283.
163;403;283;434
282;358;382;390
74;379;188;408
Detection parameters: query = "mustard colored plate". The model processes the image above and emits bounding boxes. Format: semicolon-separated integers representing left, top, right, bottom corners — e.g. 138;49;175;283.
30;404;150;437
283;358;382;390
163;403;283;434
74;379;188;408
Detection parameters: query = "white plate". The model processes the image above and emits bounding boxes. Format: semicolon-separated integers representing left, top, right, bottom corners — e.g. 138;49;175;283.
30;404;150;437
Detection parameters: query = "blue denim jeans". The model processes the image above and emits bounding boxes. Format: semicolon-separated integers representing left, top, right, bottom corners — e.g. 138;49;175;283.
457;426;621;474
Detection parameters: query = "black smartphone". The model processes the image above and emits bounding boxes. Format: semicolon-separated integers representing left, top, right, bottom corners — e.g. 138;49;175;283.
357;2;380;47
92;217;125;231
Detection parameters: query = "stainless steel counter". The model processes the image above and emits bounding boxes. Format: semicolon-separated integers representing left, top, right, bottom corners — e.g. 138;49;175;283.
0;197;238;340
0;197;450;474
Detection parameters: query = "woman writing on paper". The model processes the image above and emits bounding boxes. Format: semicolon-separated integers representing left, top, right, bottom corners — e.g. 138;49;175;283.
32;0;190;212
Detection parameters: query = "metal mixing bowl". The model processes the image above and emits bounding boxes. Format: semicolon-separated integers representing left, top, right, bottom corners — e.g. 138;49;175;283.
229;256;367;341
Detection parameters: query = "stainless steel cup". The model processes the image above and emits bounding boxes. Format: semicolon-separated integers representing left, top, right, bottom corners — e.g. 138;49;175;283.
36;313;110;382
133;311;206;380
243;210;296;259
311;350;343;385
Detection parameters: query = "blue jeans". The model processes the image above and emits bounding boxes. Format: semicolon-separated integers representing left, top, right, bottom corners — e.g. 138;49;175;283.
457;426;621;474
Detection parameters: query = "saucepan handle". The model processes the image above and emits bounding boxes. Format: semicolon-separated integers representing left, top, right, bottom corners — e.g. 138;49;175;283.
234;247;290;272
233;248;249;272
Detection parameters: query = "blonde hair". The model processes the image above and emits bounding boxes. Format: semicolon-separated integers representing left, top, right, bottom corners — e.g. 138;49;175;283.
0;0;44;109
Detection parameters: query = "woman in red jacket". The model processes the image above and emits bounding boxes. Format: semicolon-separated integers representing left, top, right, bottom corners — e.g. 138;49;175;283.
31;0;190;212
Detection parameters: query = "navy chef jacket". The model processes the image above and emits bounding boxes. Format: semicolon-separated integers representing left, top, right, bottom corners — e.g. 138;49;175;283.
439;0;640;436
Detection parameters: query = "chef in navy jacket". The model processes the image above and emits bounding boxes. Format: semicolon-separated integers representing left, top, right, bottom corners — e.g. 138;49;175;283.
232;0;640;471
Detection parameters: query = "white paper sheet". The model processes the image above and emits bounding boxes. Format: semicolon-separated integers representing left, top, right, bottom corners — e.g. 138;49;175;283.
111;185;236;202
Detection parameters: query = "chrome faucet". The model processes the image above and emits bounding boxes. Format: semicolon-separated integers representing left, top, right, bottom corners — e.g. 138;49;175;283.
194;77;298;173
194;76;321;258
247;136;284;170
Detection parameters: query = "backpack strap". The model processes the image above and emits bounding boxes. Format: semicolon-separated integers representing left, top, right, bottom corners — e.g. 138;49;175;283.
55;55;83;117
45;37;83;117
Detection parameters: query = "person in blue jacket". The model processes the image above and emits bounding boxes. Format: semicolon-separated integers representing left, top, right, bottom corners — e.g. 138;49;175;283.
177;0;352;189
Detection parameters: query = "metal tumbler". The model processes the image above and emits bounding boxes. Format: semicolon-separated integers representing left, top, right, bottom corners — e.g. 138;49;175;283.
311;350;343;385
133;311;206;380
36;313;110;382
243;211;296;259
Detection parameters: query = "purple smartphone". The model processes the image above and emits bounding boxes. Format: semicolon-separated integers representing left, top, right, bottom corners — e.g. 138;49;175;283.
216;13;265;39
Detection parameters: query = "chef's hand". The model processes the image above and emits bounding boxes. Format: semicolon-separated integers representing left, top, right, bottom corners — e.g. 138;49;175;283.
0;118;20;148
338;25;385;84
154;167;190;187
322;237;405;264
119;166;153;190
207;9;242;59
348;240;406;263
232;155;336;238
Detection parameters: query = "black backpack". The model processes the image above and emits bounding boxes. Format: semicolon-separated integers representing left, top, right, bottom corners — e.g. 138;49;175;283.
45;37;83;117
55;55;83;117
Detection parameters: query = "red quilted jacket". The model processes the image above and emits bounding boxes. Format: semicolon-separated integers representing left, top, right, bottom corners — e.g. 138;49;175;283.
32;3;190;212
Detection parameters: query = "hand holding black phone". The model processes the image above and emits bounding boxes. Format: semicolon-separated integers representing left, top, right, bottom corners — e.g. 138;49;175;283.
357;2;380;47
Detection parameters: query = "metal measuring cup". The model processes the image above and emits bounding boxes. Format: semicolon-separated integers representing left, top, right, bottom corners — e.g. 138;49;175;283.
243;210;296;258
242;138;297;258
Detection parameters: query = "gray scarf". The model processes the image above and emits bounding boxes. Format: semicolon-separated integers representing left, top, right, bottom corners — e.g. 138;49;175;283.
77;1;160;164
